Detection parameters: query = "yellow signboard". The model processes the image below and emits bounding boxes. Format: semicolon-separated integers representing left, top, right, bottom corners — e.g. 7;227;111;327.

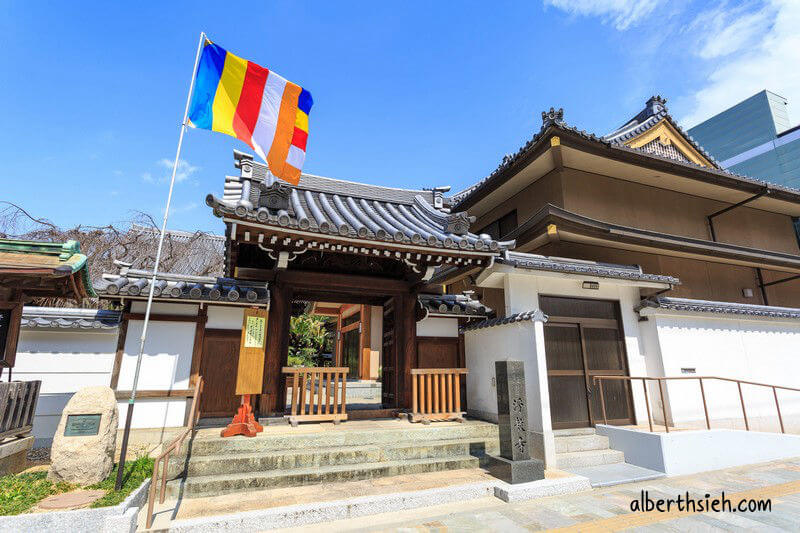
244;315;266;348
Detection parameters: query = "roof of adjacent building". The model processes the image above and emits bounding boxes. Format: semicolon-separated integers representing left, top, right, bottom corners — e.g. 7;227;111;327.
450;98;800;211
206;151;514;254
418;292;491;318
460;309;548;332
603;95;719;166
636;296;800;320
497;250;680;285
95;261;269;306
21;306;121;330
0;239;95;299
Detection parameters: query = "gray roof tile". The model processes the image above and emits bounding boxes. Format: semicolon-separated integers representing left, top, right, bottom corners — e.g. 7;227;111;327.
21;306;121;330
636;297;800;320
460;310;547;332
419;292;491;318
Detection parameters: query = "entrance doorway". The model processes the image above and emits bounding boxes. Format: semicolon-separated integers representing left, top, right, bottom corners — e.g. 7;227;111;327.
541;296;635;429
199;329;242;417
287;298;385;413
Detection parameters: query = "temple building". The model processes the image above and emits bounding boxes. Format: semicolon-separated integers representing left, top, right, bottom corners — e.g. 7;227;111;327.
14;97;800;478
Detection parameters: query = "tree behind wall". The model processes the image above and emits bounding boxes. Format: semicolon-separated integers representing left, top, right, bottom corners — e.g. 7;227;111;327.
288;314;331;367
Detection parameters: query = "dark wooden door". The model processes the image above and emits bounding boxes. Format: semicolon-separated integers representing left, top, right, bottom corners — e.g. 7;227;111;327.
381;298;396;407
199;329;242;417
416;337;458;368
541;296;634;429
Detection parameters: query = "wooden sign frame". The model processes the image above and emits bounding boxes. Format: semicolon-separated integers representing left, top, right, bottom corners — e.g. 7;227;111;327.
235;307;269;395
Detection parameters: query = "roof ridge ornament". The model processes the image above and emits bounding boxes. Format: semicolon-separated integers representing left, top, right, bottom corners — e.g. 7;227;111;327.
445;211;476;235
541;107;565;128
646;95;668;115
259;181;292;212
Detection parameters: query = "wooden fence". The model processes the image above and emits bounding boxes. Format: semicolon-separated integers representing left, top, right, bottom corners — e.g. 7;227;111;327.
410;368;467;424
0;380;40;441
283;367;348;426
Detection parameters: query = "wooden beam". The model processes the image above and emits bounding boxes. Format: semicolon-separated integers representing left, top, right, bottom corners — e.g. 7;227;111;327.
109;305;130;390
114;389;195;399
276;270;410;294
189;306;208;387
124;312;199;322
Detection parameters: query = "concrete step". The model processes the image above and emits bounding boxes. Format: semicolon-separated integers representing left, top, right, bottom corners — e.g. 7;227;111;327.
172;438;498;477
167;455;481;499
554;433;610;453
183;424;499;457
553;427;597;437
556;449;625;469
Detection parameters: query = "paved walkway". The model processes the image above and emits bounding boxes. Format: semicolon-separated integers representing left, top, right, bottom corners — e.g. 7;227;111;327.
283;457;800;531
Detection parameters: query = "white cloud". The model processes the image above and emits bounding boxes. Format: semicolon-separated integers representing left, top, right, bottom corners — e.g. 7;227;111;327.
162;202;199;215
141;172;154;183
681;0;800;127
544;0;665;30
157;158;200;183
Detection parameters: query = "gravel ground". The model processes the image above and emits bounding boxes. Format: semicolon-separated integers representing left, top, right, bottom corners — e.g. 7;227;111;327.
27;447;51;464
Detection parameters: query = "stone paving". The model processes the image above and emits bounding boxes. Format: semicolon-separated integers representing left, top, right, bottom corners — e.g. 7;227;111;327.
285;457;800;532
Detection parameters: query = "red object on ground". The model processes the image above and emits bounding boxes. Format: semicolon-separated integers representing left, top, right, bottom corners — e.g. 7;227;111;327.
221;394;264;437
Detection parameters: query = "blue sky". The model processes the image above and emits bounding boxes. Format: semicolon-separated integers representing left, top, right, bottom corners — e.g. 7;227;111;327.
3;1;798;234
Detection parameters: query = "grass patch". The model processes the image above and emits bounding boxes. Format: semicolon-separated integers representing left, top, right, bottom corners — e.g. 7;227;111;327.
89;456;154;508
0;471;75;515
0;455;154;515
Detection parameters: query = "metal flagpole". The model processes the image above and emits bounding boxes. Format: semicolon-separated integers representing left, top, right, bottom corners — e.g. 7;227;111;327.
115;31;206;491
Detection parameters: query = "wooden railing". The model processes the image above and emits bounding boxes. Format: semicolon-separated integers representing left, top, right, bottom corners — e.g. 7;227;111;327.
146;377;203;529
593;375;800;434
410;368;468;424
283;367;348;426
0;380;41;441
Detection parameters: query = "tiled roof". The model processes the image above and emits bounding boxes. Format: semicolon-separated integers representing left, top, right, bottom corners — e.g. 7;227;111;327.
21;306;121;330
450;100;800;210
419;292;491;318
636;297;800;320
603;96;719;166
498;251;680;285
95;261;269;306
0;238;95;299
460;310;547;332
206;151;514;254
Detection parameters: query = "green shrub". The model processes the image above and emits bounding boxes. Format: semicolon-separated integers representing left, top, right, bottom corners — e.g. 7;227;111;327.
89;455;154;508
0;471;75;515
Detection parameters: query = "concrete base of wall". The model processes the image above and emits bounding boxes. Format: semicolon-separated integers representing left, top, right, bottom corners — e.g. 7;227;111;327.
597;425;800;476
0;436;34;475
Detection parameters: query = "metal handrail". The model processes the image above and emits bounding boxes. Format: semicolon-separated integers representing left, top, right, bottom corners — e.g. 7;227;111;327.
145;377;203;529
592;375;799;434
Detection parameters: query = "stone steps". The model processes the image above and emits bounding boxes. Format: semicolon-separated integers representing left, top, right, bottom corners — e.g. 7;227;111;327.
167;455;481;499
173;438;497;478
554;433;610;453
182;424;499;456
554;428;625;469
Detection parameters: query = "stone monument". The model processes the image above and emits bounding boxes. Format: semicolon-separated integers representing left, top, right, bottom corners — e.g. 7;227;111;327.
487;360;544;483
49;386;118;485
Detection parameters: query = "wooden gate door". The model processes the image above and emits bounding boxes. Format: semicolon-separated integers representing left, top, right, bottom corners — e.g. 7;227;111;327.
541;296;634;429
381;298;396;407
199;329;242;417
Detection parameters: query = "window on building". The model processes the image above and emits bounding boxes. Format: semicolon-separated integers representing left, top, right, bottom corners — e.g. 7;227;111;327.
477;210;517;240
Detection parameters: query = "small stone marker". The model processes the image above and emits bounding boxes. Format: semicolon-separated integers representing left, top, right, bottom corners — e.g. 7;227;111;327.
487;360;544;484
48;386;118;485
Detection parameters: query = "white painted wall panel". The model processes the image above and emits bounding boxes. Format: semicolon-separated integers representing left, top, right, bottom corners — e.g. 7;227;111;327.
131;301;198;316
117;398;187;429
117;321;196;391
206;305;244;329
416;317;459;337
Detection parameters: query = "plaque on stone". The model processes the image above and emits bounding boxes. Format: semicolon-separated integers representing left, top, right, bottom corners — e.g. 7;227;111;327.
487;360;544;484
64;414;102;437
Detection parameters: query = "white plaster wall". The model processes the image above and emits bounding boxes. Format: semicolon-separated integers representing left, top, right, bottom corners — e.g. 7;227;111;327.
370;306;383;355
130;301;198;316
207;305;244;329
502;273;650;427
598;425;800;476
641;312;800;432
15;329;118;444
416;317;459;337
116;319;197;428
464;320;555;466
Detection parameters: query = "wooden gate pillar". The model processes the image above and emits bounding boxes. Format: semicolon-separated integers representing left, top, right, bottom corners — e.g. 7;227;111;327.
259;283;292;415
398;291;418;409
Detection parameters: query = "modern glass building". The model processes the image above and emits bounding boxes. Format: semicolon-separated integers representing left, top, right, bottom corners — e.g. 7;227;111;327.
688;90;800;189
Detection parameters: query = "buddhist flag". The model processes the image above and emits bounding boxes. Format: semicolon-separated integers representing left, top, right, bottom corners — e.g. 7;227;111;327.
187;38;313;185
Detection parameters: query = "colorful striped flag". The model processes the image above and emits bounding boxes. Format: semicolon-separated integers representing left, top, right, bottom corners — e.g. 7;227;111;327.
187;39;312;185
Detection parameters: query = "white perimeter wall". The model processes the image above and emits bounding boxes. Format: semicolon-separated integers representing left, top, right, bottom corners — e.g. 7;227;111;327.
640;311;800;432
15;329;117;445
118;302;200;429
